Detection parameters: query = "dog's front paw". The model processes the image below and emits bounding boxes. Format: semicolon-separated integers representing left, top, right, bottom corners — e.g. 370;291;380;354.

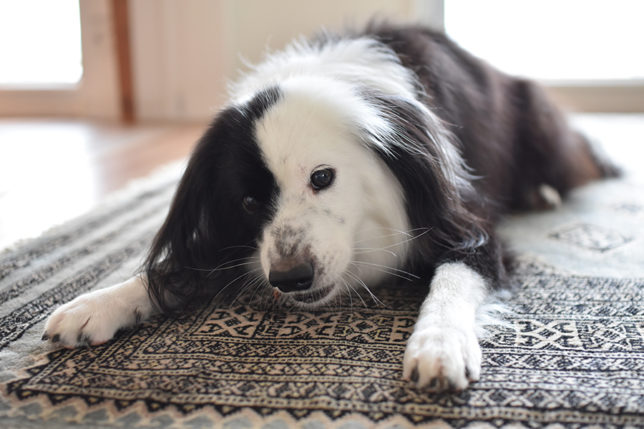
402;324;481;391
43;289;136;348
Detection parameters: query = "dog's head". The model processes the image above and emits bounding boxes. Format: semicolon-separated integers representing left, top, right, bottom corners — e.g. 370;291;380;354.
251;78;414;306
145;43;479;311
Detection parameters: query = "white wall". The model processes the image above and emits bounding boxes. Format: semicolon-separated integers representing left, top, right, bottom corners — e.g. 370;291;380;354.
129;0;228;121
129;0;436;122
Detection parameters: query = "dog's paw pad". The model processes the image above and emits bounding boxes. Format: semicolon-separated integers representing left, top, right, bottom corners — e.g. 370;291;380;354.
403;325;481;391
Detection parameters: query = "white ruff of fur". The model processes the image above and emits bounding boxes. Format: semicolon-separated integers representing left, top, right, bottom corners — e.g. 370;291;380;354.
231;37;473;200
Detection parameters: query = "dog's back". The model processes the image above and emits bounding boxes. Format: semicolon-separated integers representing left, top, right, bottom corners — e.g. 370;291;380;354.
362;24;619;213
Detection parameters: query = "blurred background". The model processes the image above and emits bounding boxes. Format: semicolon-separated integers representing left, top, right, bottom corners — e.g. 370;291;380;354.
1;0;643;248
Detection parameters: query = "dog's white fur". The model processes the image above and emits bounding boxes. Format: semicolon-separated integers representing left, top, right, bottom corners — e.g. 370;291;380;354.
45;36;490;390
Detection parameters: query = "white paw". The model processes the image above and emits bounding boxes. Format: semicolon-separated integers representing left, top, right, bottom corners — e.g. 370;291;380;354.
402;324;481;391
43;288;139;348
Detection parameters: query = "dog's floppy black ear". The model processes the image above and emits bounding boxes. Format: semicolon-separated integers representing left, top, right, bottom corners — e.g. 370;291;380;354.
143;128;223;313
143;90;282;313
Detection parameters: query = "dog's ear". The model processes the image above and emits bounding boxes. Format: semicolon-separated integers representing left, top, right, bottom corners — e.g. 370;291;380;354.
143;95;281;313
364;95;489;269
142;127;222;313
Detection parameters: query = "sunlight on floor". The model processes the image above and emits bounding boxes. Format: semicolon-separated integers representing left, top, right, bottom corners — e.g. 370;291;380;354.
0;122;96;249
0;120;204;249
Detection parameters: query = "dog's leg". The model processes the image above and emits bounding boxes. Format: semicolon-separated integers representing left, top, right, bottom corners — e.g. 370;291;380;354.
403;262;487;391
43;275;155;347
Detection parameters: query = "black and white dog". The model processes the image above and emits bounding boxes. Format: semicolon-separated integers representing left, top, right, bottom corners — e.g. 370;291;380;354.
43;25;615;391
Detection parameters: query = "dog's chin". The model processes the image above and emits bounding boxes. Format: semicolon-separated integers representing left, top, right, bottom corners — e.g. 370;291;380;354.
281;284;340;308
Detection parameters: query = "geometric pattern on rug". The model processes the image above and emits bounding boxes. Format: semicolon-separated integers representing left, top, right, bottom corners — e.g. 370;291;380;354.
611;202;644;216
0;188;172;350
548;223;634;253
1;160;643;428
5;261;644;428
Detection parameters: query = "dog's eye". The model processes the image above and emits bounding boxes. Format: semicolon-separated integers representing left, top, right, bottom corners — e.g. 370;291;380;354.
310;168;335;191
242;196;261;214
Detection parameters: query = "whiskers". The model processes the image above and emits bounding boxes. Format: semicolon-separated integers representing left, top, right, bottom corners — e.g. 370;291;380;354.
184;249;271;307
353;227;431;258
340;227;428;308
229;268;271;307
351;226;425;283
210;266;269;307
351;260;419;282
342;270;384;308
341;259;418;308
186;255;261;278
340;275;366;308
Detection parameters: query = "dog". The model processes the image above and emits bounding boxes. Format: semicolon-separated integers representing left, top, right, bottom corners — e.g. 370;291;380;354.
43;24;616;391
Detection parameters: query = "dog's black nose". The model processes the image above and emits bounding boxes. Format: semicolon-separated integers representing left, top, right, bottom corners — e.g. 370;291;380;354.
269;262;314;293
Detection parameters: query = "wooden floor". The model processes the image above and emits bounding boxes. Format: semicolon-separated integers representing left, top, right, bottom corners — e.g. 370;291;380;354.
0;119;205;250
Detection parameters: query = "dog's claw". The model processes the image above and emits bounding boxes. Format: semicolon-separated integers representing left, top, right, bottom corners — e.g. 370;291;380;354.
403;324;481;392
77;333;92;346
42;278;148;348
409;367;419;383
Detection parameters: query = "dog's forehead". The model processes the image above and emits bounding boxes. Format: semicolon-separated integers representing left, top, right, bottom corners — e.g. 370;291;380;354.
252;82;362;182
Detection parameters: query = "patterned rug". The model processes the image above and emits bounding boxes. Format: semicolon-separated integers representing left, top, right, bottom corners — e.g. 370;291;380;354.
1;163;643;428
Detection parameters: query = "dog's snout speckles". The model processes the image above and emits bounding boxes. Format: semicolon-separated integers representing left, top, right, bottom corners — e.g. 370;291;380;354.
272;224;306;258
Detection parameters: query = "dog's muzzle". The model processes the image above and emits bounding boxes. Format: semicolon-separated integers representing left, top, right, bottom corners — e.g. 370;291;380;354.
268;261;314;293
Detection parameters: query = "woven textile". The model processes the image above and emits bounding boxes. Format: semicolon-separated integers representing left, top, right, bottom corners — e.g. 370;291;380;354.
1;164;643;428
